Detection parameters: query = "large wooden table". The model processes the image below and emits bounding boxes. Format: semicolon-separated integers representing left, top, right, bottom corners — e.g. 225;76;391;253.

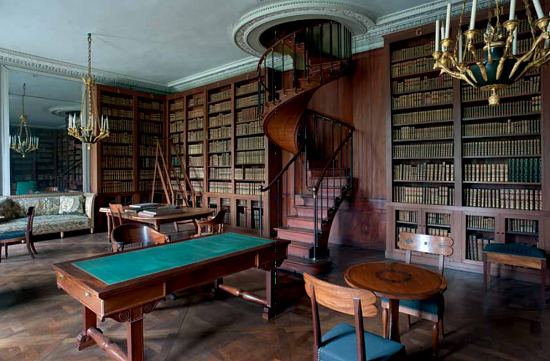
344;261;446;342
53;232;290;361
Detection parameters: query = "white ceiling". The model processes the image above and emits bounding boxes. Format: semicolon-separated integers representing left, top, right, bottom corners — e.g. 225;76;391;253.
0;0;434;86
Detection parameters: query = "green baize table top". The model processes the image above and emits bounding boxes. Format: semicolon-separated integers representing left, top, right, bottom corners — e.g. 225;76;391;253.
73;232;273;286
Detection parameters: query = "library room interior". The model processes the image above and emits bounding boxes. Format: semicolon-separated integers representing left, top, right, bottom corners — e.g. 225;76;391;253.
1;0;550;360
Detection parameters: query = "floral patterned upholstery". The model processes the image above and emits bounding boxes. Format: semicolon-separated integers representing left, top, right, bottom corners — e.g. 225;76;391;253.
0;193;96;235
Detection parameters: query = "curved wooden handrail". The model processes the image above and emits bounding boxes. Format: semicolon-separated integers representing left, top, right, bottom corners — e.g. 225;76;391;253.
311;130;353;194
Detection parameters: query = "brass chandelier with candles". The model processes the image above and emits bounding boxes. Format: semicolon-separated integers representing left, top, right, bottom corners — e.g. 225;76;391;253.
10;83;39;158
68;33;109;148
433;0;550;106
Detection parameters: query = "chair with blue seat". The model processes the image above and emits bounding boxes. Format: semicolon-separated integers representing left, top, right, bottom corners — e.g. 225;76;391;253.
380;232;453;356
304;272;405;361
0;206;36;262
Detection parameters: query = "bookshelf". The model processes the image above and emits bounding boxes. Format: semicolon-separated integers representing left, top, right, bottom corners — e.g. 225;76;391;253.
385;13;550;274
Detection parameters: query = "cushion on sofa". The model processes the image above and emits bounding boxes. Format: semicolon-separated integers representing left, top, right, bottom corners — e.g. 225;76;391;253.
0;198;21;222
0;214;90;235
12;196;60;217
59;195;84;215
484;243;545;258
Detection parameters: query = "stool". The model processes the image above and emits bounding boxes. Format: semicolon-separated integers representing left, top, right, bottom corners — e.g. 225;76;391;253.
483;243;547;307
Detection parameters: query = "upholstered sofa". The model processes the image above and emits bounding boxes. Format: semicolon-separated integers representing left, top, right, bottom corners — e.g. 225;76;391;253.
0;192;96;238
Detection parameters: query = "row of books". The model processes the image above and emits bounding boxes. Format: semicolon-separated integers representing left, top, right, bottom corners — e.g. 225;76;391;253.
140;122;162;134
462;76;540;101
397;210;417;223
102;107;133;118
209;113;232;128
170;121;185;133
393;162;454;182
170;100;185;111
393;186;454;205
392;76;452;95
138;146;156;157
235;167;264;181
466;215;495;230
237;136;264;151
102;145;133;156
209;168;232;180
392;89;453;109
103;169;133;181
236;120;263;136
427;227;451;237
390;57;433;77
188;96;205;107
209;153;231;167
236;95;258;109
189;156;203;167
102;181;133;193
189;167;204;178
138;112;162;122
393;108;452;126
209;140;231;153
191;180;204;192
139;169;154;180
172;133;185;144
140;158;155;169
189;118;203;130
507;218;538;234
236;150;265;165
391;40;434;63
209;126;231;140
464;158;541;183
139;135;158;146
462;118;539;137
170;111;185;121
237;108;259;123
108;120;133;132
138;101;162;110
210;89;231;103
101;95;132;107
209;100;231;114
466;235;491;261
104;132;132;144
396;226;417;235
393;125;453;140
236;82;257;96
236;182;261;195
188;109;204;118
189;143;203;155
427;212;450;226
138;181;163;192
463;188;542;210
101;156;133;169
209;181;232;193
188;130;204;142
462;139;540;156
393;142;453;158
463;97;541;118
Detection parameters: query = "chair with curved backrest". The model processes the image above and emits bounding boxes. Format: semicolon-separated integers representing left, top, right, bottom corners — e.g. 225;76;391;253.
0;206;37;262
193;209;227;237
304;273;405;361
109;203;125;227
110;223;170;253
381;232;453;356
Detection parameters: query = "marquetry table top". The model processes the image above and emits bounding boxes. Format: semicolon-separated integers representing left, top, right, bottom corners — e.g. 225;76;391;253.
344;261;446;300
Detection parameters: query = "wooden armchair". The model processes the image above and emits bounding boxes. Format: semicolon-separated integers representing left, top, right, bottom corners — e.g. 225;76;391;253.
111;223;169;252
109;203;125;227
0;207;37;262
193;209;227;237
304;273;405;361
381;232;453;356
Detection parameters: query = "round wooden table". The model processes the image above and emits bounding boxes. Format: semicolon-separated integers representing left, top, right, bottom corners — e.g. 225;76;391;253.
344;261;446;342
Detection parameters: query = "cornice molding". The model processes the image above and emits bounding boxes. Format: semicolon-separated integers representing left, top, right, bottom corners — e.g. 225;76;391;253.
233;0;375;57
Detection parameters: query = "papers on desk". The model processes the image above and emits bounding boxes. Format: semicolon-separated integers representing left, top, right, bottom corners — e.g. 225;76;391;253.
137;205;183;217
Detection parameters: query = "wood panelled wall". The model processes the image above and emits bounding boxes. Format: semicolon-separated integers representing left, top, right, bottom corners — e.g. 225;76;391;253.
296;48;389;250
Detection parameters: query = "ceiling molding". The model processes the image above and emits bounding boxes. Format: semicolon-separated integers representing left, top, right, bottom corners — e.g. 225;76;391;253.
0;47;171;94
233;0;375;57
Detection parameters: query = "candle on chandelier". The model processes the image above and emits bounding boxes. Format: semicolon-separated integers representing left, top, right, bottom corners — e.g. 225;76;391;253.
458;31;464;63
445;2;451;39
513;28;518;54
509;0;516;21
435;19;441;51
469;0;478;30
533;0;544;19
441;24;446;50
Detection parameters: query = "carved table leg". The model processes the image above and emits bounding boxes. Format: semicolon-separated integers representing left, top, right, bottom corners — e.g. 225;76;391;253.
77;306;97;350
388;298;401;343
263;268;275;320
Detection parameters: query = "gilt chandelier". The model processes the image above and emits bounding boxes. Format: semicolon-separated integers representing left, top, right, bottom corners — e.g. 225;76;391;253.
433;0;550;105
68;33;109;149
10;83;39;158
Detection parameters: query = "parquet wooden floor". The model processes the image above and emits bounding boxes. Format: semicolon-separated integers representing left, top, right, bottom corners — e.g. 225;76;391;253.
0;226;548;360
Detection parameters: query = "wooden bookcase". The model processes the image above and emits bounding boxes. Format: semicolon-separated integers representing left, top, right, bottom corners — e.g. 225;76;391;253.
384;12;550;275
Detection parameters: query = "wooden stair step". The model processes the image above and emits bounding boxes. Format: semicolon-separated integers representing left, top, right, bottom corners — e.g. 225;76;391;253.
274;226;315;243
287;215;321;230
295;205;329;218
295;194;337;207
287;240;314;258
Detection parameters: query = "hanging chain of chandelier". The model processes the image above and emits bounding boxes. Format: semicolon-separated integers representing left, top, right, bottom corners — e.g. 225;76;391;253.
10;83;39;158
433;0;550;105
67;33;109;149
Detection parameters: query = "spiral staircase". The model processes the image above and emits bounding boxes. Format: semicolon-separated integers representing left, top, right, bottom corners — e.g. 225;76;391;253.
257;21;355;274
